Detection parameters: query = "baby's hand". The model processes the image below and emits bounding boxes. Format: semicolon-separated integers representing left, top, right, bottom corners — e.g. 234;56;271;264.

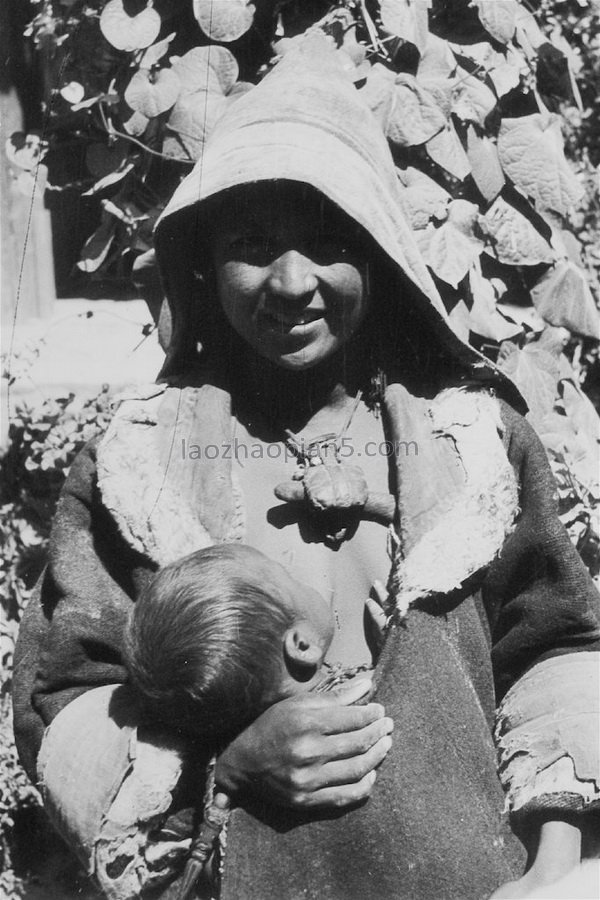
365;579;391;657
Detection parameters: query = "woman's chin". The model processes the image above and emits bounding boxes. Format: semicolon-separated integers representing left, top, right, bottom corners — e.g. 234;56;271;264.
255;338;341;372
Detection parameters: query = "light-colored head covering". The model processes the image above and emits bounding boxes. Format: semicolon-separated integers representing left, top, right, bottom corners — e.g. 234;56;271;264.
154;33;522;405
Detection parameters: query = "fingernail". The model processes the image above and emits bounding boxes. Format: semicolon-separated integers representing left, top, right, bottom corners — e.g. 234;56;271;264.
368;770;377;785
383;717;394;733
380;735;393;752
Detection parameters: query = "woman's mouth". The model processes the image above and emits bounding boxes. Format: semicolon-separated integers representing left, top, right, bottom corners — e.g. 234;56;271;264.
261;309;325;330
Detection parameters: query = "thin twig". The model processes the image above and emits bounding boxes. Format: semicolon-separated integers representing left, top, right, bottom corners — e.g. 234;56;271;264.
98;103;194;164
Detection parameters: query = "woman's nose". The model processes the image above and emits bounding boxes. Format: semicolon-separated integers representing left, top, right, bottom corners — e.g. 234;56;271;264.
266;250;318;301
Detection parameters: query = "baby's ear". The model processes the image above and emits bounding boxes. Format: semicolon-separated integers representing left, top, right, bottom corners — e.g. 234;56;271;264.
283;621;324;670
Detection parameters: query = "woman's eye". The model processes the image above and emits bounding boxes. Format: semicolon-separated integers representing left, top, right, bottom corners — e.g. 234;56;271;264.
310;234;353;265
228;235;273;265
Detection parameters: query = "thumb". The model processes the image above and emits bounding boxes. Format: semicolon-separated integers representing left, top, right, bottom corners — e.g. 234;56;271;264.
274;481;304;502
330;674;374;706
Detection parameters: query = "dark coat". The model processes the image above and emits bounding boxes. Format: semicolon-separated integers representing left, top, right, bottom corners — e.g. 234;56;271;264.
12;391;600;900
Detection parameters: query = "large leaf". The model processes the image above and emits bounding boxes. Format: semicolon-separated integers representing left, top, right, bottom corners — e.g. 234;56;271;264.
559;379;600;497
417;200;483;287
514;11;545;59
100;0;161;52
386;74;450;147
465;126;505;201
447;298;472;341
164;92;228;160
451;42;524;97
497;114;584;215
359;64;395;128
171;46;238;94
472;0;519;44
77;214;117;272
451;71;496;125
482;196;555;266
497;302;545;334
426;123;471;180
400;168;451;229
465;264;523;342
549;226;583;266
124;68;181;118
530;262;600;339
164;45;239;161
497;341;558;429
139;33;176;69
379;0;430;54
192;0;255;42
417;33;456;79
60;81;85;104
123;110;150;137
82;161;134;196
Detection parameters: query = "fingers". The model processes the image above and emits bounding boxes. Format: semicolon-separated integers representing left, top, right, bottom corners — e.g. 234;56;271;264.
322;715;394;759
288;732;393;809
290;769;378;809
316;732;392;788
316;700;388;736
371;579;388;608
365;597;388;634
329;674;373;706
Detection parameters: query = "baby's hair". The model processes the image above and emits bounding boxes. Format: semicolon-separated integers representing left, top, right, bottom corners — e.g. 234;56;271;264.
124;545;296;741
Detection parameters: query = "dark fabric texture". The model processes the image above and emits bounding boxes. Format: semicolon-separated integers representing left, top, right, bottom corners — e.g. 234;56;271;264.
217;405;600;899
487;403;600;699
11;397;600;899
12;437;155;781
220;605;525;900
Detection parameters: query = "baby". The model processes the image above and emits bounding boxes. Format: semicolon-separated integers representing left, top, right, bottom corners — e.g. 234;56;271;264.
124;544;342;899
124;544;337;743
124;544;388;899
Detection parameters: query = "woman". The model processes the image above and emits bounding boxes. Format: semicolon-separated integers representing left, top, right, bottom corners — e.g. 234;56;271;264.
13;34;600;900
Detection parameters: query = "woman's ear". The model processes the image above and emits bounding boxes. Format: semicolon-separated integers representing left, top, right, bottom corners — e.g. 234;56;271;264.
283;621;324;670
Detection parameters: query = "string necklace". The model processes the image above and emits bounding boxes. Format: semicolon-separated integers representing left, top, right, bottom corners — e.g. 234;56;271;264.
284;389;363;468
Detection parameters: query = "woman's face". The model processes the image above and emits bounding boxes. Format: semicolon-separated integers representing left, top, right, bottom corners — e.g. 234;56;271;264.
211;185;370;370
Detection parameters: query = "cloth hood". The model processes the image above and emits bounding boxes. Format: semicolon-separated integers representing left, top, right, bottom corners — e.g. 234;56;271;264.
154;33;524;408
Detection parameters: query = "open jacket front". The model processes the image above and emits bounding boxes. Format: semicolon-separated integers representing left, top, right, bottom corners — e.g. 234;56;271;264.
13;34;600;900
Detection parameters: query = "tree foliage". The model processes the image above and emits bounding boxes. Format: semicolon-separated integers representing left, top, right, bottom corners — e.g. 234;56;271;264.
1;388;113;699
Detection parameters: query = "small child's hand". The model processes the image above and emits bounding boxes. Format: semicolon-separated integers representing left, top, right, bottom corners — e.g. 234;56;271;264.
365;579;391;657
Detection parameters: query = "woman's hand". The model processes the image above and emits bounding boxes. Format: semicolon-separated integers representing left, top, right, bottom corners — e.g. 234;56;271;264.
215;676;393;810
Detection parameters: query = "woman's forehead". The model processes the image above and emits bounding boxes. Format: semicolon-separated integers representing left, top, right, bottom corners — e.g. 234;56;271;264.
212;181;359;237
217;181;346;226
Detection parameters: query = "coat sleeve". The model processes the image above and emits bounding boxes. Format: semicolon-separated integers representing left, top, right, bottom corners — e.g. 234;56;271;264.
484;401;600;820
12;440;197;899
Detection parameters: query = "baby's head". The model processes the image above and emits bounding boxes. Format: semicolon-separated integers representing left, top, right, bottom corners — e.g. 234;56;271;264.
125;544;334;740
